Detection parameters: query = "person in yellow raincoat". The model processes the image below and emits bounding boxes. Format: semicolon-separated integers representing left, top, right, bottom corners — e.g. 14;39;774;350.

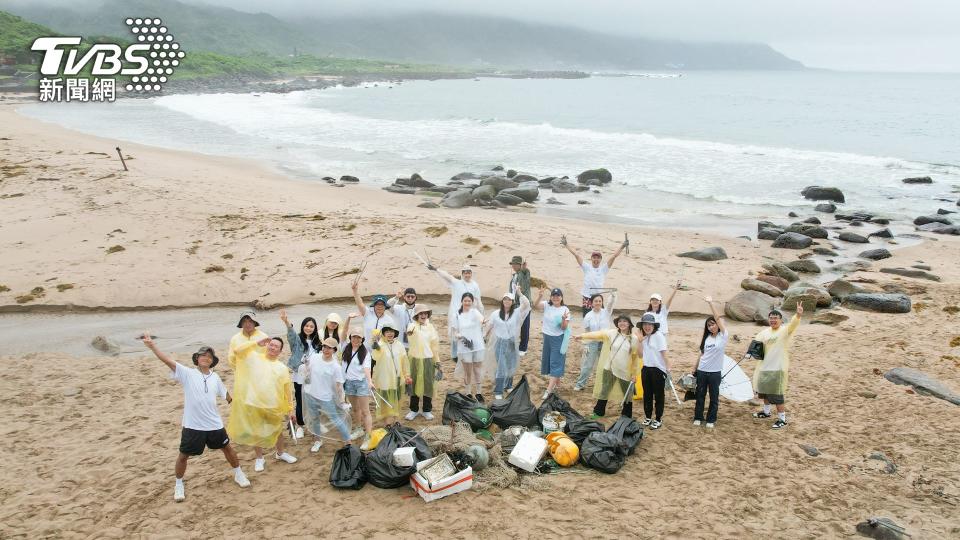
370;316;410;426
750;303;803;429
574;314;641;419
226;334;298;472
228;312;268;367
404;304;440;422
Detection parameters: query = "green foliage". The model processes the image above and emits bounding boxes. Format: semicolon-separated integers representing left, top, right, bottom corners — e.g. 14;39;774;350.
0;10;57;62
172;51;461;80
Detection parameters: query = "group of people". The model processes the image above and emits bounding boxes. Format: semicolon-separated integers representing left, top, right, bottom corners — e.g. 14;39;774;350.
144;236;803;502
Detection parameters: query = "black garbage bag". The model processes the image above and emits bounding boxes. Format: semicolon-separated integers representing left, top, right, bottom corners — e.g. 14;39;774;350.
606;417;643;455
564;419;605;447
537;393;584;428
365;424;433;489
329;444;367;490
442;391;486;431
580;431;627;474
490;376;539;429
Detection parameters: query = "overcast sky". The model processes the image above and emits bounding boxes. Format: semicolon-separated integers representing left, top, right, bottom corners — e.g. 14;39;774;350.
195;0;960;72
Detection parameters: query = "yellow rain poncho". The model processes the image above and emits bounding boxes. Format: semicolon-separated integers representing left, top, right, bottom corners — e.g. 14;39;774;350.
228;329;267;367
406;321;440;399
581;329;641;403
751;313;801;396
226;339;293;448
371;337;408;420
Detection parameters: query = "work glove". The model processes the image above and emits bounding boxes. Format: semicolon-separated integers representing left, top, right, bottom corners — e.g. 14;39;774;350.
462;338;474;349
434;362;443;381
427;263;436;271
560;234;567;246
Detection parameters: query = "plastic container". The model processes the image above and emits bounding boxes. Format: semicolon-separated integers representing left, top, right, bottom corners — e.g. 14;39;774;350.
541;411;566;434
508;432;548;472
393;446;416;467
410;457;473;502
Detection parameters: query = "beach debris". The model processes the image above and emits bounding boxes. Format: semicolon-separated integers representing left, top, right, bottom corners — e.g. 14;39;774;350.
855;517;909;540
879;268;941;282
801;185;845;203
106;245;125;254
786;259;821;274
798;444;820;457
204;265;225;273
115;146;128;171
677;246;728;262
62;387;82;397
772;232;813;249
56;283;75;292
0;285;9;293
724;290;776;322
741;278;784;297
902;176;932;184
424;225;449;237
867;452;898;474
883;367;960;405
91;335;119;354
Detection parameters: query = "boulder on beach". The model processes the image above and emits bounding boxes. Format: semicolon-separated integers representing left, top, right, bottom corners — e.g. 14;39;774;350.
506;169;517;178
450;172;481;181
868;228;893;239
827;279;873;300
938;208;956;215
838;232;869;243
870;217;891;225
814;203;837;213
801;186;845;203
499;185;539;203
901;176;932;184
550;178;579;194
491;165;504;171
772;232;813;249
91;336;119;354
913;215;952;226
810;312;849;326
836;212;873;222
677;246;728;262
756;274;790;291
917;222;960;235
758;228;784;240
883;367;960;406
480;176;518;191
879;267;941;282
830;260;873;273
512;174;539;184
813;247;839;256
803;217;822;225
859;248;892;261
785;284;831;307
762;262;800;283
724;290;776;322
441;189;477;209
757;220;777;233
786;224;829;239
741;278;784;297
546;197;565;205
383;185;417;195
782;293;818;313
494;192;524;206
417;201;439;209
843;293;911;313
340;175;359;183
576;168;612;185
403;173;435;188
472;185;497;201
786;259;821;274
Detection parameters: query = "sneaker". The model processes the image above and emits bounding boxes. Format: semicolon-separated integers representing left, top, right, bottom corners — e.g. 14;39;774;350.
542;391;550;400
475;394;485;403
349;427;365;441
706;423;715;429
641;418;652;426
311;440;323;453
650;420;662;429
573;385;584;392
693;420;702;426
404;410;419;421
519;351;527;357
234;470;250;488
254;458;265;472
422;412;435;421
275;452;298;464
753;411;772;419
359;436;372;451
494;394;504;400
294;426;304;439
772;419;788;430
590;413;604;420
173;482;185;502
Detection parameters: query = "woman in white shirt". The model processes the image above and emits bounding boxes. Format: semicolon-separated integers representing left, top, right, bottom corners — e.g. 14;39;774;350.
452;292;487;401
428;263;483;363
690;296;728;428
534;286;571;400
644;281;681;337
574;292;616;391
340;326;374;444
301;337;352;453
637;313;671;429
485;285;532;399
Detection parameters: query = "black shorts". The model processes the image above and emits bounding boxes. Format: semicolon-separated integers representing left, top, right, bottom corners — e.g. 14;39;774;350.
756;393;786;405
179;427;229;456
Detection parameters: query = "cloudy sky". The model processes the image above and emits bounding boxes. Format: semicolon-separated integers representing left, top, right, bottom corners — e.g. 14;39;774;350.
198;0;960;72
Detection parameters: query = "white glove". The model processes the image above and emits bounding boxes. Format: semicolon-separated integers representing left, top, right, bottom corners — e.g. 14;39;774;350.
339;401;352;411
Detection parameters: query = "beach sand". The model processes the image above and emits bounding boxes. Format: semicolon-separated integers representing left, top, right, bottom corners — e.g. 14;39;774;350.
2;102;960;538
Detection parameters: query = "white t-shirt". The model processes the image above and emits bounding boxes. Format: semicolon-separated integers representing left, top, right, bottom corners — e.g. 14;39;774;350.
580;261;609;298
446;279;483;331
291;342;320;385
697;330;728;373
645;305;670;335
305;355;345;401
171;363;227;431
391;302;417;346
342;345;371;381
363;310;389;349
641;331;669;374
490;309;522;340
583;307;612;333
453;309;485;352
541;302;571;337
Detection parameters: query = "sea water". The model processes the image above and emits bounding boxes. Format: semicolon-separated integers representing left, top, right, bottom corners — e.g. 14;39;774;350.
20;71;960;234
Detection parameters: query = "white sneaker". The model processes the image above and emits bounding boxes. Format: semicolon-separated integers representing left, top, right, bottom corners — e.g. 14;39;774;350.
254;458;265;472
349;427;365;440
693;420;702;426
359;436;372;451
519;351;527;357
494;394;503;400
404;410;419;421
294;426;304;439
276;452;298;464
541;391;550;400
422;412;435;421
311;440;323;453
234;470;250;488
706;423;715;429
173;483;185;502
641;418;652;426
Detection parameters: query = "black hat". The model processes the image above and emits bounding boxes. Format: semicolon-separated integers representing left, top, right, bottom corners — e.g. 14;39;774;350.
550;288;563;297
403;287;417;296
236;311;260;328
192;346;220;368
637;313;660;332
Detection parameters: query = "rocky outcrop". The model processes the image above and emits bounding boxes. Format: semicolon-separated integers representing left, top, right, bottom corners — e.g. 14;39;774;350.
494;192;524;206
480;176;518;191
677;247;728;262
472;185;497;201
843;293;911;313
879;268;941;281
901;176;932;184
756;274;790;291
576;168;612;185
785;224;829;239
801;186;845;203
724;290;776;322
500;184;539;203
772;232;813;249
758;228;784;240
814;203;836;213
913;215;952;226
859;248;891;261
550;178;579;193
786;260;821;274
762;262;800;283
441;189;476;208
884;367;960;405
838;232;869;243
785;284;831;307
741;278;784;297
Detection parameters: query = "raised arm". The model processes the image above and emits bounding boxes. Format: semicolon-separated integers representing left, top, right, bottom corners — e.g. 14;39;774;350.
575;330;608;343
533;286;546;311
786;304;803;335
704;296;726;334
351;281;367;316
607;241;627;269
387;289;401;308
665;280;681;310
562;235;584;266
142;332;176;372
434;268;456;287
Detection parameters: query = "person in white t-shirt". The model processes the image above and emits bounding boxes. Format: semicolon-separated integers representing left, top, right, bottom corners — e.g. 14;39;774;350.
644;281;682;337
561;235;627;316
387;287;419;349
574;291;617;391
534;286;572;400
300;337;352;453
426;262;483;363
637;313;671;430
690;296;728;429
451;292;487;401
142;333;250;503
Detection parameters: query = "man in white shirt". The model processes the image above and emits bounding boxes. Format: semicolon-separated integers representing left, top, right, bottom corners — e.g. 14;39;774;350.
387;287;418;349
562;236;627;316
142;333;250;503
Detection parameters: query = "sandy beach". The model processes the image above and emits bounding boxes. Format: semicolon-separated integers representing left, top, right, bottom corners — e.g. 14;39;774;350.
2;99;960;538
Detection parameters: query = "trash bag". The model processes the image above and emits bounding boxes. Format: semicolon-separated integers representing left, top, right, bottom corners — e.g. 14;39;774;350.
746;340;764;360
490;376;539;429
537;393;584;428
442;391;487;432
606;417;643;455
564;419;604;447
365;423;433;489
329;444;367;490
580;431;627;474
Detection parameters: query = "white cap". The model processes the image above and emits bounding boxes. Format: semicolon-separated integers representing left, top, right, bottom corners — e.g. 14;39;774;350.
462;265;473;273
650;293;663;301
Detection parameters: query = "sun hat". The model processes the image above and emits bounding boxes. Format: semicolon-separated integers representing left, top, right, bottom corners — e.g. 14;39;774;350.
236;311;260;328
650;293;663;301
379;315;400;336
637;313;660;331
612;314;633;328
325;312;344;326
191;346;220;368
413;304;432;317
509;255;523;265
369;294;389;307
461;264;473;273
501;292;515;300
321;337;339;350
347;327;364;339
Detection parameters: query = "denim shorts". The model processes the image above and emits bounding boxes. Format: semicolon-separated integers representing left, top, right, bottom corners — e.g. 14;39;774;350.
344;378;370;397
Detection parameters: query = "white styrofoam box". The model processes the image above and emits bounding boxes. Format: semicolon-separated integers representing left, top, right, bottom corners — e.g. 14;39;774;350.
410;458;473;502
507;432;548;472
393;446;416;467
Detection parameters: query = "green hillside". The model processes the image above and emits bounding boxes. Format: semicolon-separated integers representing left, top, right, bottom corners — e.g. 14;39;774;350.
0;10;56;63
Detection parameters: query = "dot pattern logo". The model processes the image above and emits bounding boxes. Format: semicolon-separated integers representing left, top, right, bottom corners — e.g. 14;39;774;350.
123;18;184;92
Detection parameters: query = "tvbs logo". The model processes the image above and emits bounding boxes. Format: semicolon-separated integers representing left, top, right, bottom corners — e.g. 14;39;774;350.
31;18;184;102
